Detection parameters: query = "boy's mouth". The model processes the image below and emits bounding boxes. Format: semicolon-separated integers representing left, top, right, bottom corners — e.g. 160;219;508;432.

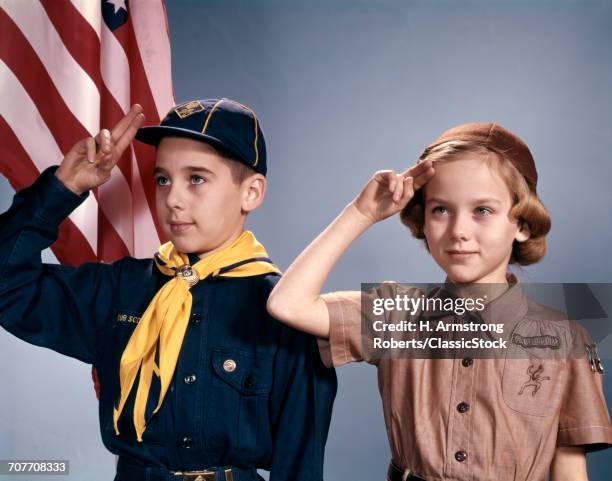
169;221;195;234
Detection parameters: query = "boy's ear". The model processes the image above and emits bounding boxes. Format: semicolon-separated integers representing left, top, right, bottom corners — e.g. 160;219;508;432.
515;220;531;242
241;174;266;213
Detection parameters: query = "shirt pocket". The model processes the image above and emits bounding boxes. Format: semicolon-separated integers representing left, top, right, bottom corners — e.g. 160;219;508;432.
501;355;567;417
204;348;274;456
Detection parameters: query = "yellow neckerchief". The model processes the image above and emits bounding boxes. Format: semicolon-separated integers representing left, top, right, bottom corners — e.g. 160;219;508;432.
113;230;281;442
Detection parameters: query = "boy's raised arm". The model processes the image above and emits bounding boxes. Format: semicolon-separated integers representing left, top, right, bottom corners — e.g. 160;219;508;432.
267;160;434;338
0;106;145;363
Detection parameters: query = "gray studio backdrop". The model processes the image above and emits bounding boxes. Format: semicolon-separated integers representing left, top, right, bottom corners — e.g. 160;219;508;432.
1;1;611;480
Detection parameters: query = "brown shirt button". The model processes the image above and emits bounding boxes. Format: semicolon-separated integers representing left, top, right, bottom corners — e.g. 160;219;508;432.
461;357;473;367
455;450;468;462
457;402;470;413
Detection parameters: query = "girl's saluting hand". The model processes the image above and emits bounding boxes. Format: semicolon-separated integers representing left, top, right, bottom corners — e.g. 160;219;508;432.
351;159;435;224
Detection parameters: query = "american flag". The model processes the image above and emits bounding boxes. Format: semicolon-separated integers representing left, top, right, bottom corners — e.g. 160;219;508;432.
0;0;174;265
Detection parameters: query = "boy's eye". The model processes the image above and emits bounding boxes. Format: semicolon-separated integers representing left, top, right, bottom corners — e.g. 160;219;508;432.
191;175;205;185
155;176;170;186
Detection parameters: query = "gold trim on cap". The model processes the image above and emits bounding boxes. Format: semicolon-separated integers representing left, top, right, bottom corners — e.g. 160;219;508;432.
201;99;260;168
201;99;225;134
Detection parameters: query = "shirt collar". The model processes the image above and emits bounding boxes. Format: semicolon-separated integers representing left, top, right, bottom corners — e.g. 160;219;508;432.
424;273;529;329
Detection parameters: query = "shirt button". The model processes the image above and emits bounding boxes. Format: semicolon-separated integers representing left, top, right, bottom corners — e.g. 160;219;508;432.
244;374;255;388
190;313;201;325
223;359;237;372
455;450;468;462
183;374;197;385
181;436;193;449
461;357;473;367
457;402;470;413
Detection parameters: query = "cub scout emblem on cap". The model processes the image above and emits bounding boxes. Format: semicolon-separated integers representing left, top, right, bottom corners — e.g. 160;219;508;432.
518;364;551;397
174;100;205;119
585;343;605;374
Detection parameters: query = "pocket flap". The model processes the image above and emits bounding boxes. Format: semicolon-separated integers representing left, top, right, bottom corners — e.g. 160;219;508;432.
211;349;273;394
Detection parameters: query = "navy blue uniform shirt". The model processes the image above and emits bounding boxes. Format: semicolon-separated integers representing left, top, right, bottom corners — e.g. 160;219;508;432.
0;167;337;481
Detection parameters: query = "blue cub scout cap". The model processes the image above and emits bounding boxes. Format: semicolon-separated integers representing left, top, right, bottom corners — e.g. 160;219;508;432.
135;98;267;176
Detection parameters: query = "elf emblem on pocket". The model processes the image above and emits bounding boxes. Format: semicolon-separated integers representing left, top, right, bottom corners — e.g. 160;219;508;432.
518;364;551;397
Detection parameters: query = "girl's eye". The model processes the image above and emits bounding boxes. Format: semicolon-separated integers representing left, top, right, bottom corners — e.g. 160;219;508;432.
432;206;448;214
476;207;493;216
155;176;169;186
191;175;205;185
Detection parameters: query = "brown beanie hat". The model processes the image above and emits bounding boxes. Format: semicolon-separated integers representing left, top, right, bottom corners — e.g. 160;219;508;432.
422;123;537;191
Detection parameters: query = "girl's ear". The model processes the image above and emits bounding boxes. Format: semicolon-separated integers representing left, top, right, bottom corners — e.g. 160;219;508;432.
515;220;531;242
241;174;266;213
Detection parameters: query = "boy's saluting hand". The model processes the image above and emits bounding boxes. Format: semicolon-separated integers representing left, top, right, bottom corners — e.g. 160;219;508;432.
352;159;435;224
55;104;145;195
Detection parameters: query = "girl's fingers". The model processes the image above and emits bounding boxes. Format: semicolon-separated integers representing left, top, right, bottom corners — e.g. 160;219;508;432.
400;161;422;178
401;176;414;203
375;170;397;193
412;166;435;190
388;173;396;194
401;159;432;179
393;173;404;202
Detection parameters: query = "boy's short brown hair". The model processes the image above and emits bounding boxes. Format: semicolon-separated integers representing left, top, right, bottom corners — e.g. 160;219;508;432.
400;141;551;265
216;146;258;185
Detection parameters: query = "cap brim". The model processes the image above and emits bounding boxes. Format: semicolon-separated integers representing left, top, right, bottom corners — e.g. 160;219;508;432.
135;125;240;159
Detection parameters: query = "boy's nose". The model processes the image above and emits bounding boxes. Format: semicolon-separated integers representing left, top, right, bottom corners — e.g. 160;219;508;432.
165;185;186;210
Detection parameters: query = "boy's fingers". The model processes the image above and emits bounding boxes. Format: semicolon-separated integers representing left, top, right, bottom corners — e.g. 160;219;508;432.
114;112;145;157
99;150;114;171
111;104;143;145
95;129;112;155
85;137;96;164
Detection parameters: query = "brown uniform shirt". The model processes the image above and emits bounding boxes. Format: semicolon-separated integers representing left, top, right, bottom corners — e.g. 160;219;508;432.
318;276;612;481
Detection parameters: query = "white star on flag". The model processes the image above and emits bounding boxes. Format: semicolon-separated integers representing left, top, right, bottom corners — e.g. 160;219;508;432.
107;0;128;14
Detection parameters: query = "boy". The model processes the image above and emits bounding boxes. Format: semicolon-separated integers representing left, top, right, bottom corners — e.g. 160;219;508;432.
0;99;337;481
267;123;612;481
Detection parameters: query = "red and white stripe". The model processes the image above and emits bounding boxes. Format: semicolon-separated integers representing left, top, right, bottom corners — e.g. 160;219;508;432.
0;0;174;264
